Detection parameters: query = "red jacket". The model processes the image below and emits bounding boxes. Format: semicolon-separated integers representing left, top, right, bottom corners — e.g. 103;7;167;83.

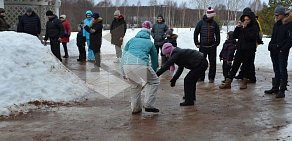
61;20;71;43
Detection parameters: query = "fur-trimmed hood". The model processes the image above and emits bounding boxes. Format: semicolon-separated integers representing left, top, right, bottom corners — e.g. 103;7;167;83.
283;12;292;24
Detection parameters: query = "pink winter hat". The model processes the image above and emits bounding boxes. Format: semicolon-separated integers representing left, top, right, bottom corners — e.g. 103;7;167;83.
142;21;152;29
162;43;175;56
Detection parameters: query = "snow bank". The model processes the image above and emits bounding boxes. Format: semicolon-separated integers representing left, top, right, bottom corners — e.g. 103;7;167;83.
0;32;90;116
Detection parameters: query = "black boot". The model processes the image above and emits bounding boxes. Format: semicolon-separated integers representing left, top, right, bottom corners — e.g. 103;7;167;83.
275;81;287;98
264;78;280;94
145;108;159;113
180;101;194;106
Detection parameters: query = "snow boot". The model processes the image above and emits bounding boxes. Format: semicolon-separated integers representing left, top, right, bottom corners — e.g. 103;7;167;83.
180;101;194;106
275;81;287;98
240;78;248;89
264;78;280;94
219;78;232;89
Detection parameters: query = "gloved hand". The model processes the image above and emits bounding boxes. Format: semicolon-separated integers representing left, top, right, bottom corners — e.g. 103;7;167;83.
170;79;176;87
227;61;232;65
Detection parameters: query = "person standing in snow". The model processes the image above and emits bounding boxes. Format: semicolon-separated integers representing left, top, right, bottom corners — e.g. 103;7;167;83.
0;8;10;31
264;7;292;98
44;10;64;62
194;7;220;83
17;7;41;37
83;10;95;61
77;23;86;62
151;14;168;66
110;10;127;63
219;12;259;90
156;43;208;106
164;28;178;47
83;13;103;72
60;15;71;59
121;21;160;114
234;7;263;83
219;31;237;82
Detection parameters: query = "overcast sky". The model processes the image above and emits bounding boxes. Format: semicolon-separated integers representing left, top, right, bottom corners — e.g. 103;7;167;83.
95;0;270;8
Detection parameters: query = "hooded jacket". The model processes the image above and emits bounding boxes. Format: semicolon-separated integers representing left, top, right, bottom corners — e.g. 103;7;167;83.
194;15;220;47
219;39;237;61
121;30;158;75
60;19;71;43
233;13;259;52
269;12;292;52
83;10;93;40
241;8;263;45
151;18;168;46
0;15;10;31
156;47;204;80
84;17;103;54
17;11;41;36
44;15;64;40
110;15;127;47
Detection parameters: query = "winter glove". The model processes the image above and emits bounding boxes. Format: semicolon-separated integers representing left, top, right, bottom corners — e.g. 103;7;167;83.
170;79;177;87
227;61;232;65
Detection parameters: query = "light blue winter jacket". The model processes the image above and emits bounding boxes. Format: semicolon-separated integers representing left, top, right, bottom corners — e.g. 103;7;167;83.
83;10;93;40
121;29;158;75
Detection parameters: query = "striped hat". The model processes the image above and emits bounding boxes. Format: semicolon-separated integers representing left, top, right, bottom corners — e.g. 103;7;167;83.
206;7;216;18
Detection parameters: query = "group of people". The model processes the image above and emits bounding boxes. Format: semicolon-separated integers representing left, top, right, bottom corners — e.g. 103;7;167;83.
0;6;291;114
120;6;291;114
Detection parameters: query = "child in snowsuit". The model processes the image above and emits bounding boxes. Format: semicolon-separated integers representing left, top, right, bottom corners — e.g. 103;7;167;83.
219;31;237;82
77;23;86;62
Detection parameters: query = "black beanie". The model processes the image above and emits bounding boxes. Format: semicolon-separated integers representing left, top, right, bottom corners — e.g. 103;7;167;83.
46;10;54;16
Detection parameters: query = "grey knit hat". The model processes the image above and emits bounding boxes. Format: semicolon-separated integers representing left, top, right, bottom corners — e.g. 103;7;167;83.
274;6;286;15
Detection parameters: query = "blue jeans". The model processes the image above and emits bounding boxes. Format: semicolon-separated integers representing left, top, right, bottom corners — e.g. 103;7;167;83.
270;51;290;82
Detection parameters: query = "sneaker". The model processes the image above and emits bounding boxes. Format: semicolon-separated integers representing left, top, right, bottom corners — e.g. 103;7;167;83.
145;108;159;113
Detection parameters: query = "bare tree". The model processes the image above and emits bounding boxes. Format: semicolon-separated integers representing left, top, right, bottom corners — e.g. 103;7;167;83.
115;0;121;7
249;0;263;12
180;1;187;27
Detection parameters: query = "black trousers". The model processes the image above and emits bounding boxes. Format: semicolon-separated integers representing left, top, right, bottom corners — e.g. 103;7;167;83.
237;53;256;80
222;61;232;79
77;45;86;60
199;47;217;80
50;38;62;62
227;50;255;79
184;59;208;103
62;42;69;56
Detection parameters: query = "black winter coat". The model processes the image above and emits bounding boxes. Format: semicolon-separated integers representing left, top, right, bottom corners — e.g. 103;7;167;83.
156;47;204;80
110;15;127;47
269;12;292;52
233;23;259;52
151;22;168;46
77;30;86;47
17;12;41;36
0;15;10;31
44;15;64;40
84;18;103;54
194;15;220;47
